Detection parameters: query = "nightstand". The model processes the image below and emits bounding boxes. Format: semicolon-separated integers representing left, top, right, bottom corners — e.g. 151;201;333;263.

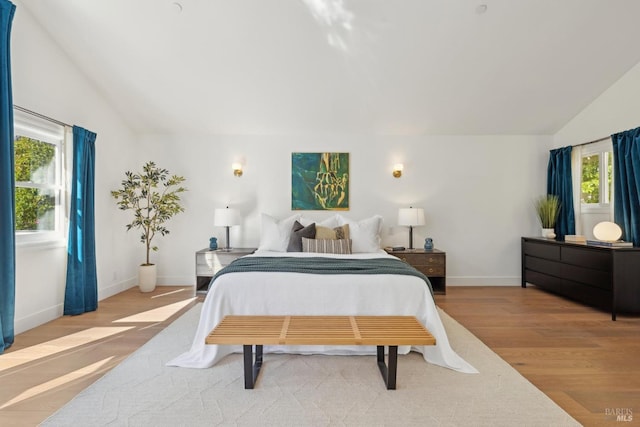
195;248;256;293
385;248;446;294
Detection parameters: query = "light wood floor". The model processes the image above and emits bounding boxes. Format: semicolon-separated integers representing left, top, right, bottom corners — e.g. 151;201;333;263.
437;286;640;427
0;285;638;426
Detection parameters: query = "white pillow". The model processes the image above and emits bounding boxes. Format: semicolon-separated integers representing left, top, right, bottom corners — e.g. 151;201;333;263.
299;214;339;228
336;214;383;253
258;213;301;252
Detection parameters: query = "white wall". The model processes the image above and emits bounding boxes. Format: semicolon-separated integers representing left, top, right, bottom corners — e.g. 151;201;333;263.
11;1;140;333
554;61;640;146
137;133;550;287
553;60;640;236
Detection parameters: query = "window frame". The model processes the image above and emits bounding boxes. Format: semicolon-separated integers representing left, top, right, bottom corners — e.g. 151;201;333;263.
580;139;613;214
14;109;68;247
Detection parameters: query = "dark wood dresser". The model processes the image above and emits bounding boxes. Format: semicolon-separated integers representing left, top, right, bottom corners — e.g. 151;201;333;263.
521;237;640;320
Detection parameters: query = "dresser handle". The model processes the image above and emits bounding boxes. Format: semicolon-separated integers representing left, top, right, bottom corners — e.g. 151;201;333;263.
428;268;434;273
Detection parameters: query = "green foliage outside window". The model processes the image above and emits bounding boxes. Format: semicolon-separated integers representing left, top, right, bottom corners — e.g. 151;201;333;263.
581;155;600;203
581;153;612;204
14;136;56;231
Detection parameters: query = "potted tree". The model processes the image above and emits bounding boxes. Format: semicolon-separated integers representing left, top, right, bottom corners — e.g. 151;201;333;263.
534;194;560;239
111;161;187;292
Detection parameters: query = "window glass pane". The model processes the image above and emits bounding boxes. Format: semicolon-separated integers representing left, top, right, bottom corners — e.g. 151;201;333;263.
13;108;66;243
14;135;57;185
581;154;600;204
15;187;57;231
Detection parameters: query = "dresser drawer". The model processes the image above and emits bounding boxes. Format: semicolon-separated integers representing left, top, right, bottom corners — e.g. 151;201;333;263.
561;264;612;290
523;241;560;261
561;246;611;271
525;255;562;277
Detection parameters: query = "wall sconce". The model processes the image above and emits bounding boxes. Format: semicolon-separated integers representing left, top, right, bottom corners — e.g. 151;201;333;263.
232;163;243;177
393;163;403;178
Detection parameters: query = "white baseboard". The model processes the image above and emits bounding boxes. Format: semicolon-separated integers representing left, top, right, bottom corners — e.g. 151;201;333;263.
14;304;63;335
446;276;521;286
15;277;137;335
157;275;195;286
98;277;138;300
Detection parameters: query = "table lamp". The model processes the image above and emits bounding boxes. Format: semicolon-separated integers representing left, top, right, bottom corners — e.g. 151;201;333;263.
398;207;425;249
214;207;240;250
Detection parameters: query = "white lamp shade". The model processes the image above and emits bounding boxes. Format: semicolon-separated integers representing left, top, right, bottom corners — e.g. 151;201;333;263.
214;208;240;226
398;207;425;226
593;221;622;242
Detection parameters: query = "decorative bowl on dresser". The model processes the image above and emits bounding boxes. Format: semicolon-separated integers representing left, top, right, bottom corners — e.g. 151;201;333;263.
195;248;256;293
521;237;640;320
385;248;446;294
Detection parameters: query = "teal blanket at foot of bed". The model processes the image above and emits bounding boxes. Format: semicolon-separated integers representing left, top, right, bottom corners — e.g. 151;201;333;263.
209;256;433;295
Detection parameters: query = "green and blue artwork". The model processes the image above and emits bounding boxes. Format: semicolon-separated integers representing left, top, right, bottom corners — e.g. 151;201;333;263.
292;152;349;210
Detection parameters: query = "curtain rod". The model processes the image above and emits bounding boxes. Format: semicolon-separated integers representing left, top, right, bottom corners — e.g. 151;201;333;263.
573;135;611;148
13;104;72;128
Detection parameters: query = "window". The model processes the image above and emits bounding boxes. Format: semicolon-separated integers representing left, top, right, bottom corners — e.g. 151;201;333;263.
14;109;67;244
580;140;613;210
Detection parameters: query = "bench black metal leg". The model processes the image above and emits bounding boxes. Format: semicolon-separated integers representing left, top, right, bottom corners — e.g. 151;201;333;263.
243;345;263;389
377;345;398;390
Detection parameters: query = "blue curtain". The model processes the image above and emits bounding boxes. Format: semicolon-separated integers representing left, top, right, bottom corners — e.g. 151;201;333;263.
0;0;16;354
612;127;640;246
64;126;98;315
547;146;575;239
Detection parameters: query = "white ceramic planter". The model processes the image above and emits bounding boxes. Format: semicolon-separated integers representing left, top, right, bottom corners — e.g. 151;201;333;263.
542;228;556;239
138;264;157;292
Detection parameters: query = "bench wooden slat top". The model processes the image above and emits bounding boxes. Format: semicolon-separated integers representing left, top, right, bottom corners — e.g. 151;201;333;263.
205;315;436;346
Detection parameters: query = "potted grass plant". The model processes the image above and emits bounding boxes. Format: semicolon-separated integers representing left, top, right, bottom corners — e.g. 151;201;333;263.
111;161;187;292
535;194;560;239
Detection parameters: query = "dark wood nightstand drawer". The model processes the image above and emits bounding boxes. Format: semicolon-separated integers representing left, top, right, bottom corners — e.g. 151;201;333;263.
413;265;445;277
399;253;445;267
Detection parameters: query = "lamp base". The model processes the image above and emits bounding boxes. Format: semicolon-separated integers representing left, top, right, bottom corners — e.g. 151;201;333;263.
408;226;414;250
223;226;232;250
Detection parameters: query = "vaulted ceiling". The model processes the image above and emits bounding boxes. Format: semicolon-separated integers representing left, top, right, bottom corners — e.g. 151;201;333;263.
19;0;640;136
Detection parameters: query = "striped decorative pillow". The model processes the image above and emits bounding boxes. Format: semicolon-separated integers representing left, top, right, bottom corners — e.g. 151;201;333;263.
301;238;352;254
315;224;350;240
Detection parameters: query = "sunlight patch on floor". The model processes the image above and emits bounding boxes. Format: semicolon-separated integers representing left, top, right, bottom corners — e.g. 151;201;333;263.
0;357;115;409
112;298;196;323
0;328;133;373
151;288;189;299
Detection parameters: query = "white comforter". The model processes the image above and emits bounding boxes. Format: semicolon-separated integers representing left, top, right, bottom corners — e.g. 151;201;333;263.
167;250;477;374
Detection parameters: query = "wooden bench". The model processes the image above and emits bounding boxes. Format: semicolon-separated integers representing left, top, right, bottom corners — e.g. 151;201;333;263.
205;315;436;390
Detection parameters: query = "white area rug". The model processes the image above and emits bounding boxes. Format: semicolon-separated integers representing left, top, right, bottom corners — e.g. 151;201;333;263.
42;304;581;426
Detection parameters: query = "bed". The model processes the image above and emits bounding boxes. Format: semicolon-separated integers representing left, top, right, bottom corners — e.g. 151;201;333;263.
167;214;477;374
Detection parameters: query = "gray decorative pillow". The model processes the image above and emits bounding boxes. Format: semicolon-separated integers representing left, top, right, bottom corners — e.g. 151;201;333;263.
302;238;352;254
287;221;316;252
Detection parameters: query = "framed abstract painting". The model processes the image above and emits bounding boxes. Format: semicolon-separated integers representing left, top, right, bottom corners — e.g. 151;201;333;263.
291;152;349;210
